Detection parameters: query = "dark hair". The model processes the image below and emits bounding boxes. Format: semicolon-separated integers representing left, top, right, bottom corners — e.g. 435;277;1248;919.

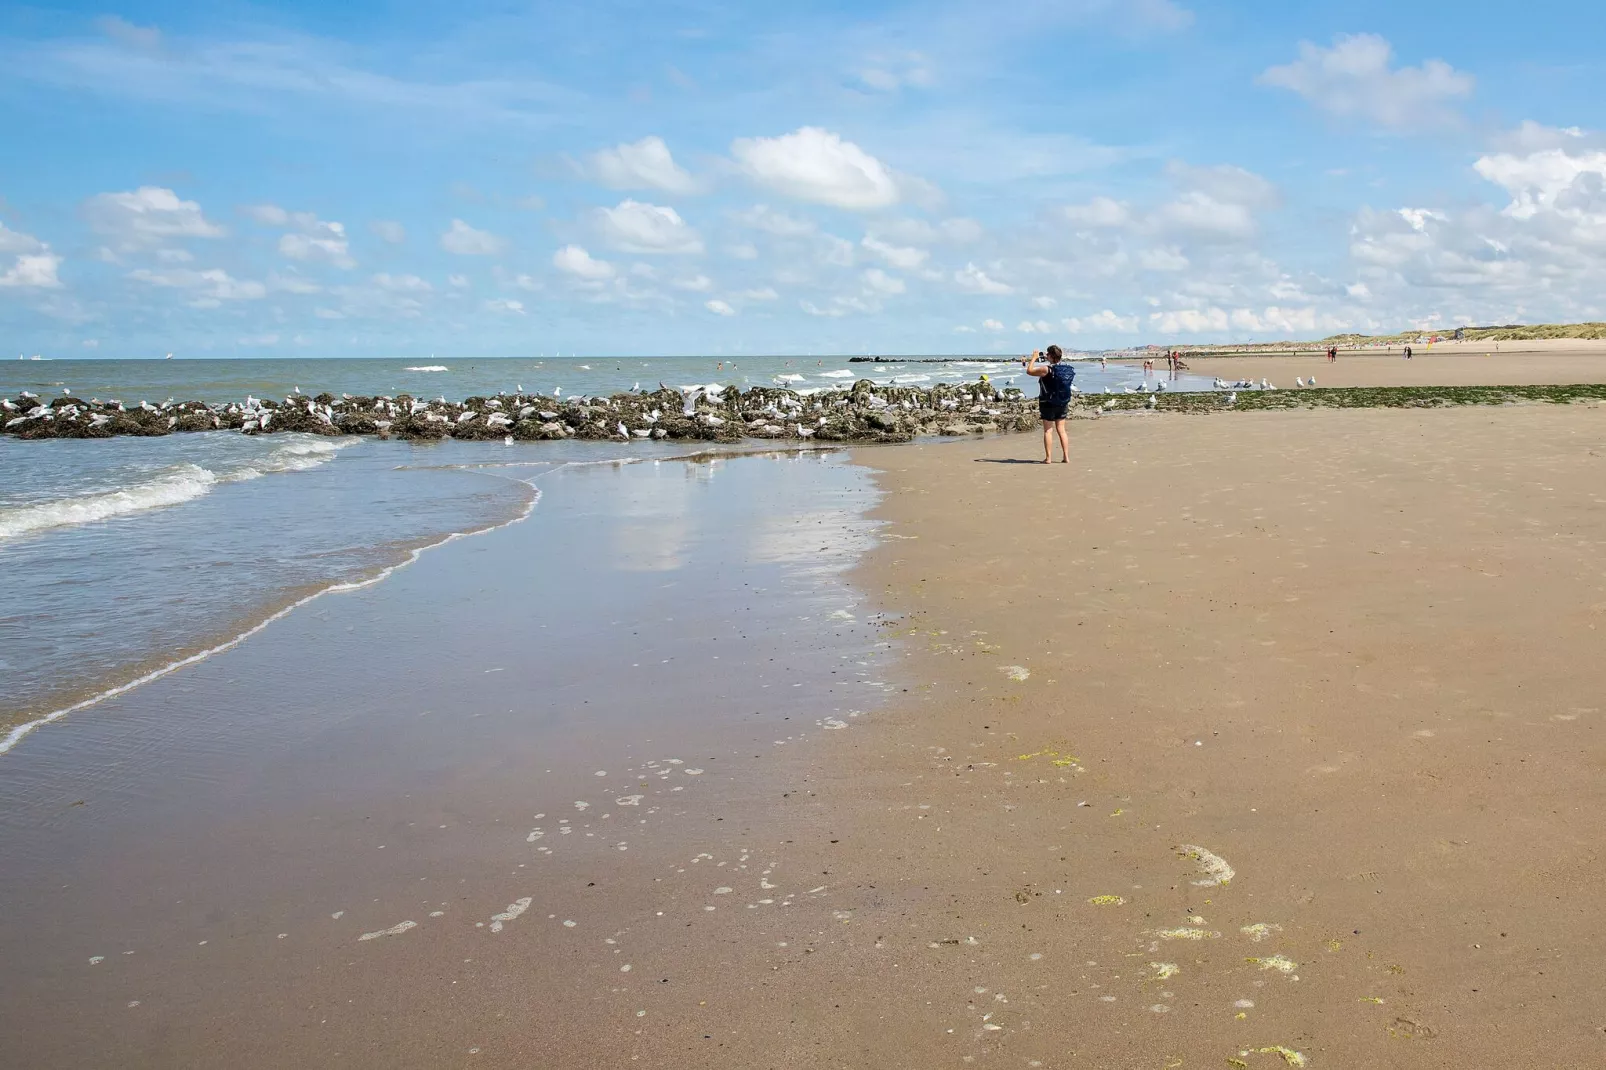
1045;344;1063;362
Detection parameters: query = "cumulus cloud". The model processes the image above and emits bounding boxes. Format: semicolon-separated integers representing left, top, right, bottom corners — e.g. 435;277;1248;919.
954;262;1012;295
982;318;1005;331
553;244;615;280
740;286;779;301
483;298;525;314
596;199;703;254
245;205;355;267
705;299;736;316
1062;197;1131;228
280;221;353;268
128;266;266;306
441;219;507;256
0;251;63;289
0;222;44;255
372;272;433;292
589;136;698;194
84;186;226;245
1149;307;1229;334
1016;319;1053;333
734;204;816;237
861;235;928;269
1260;34;1474;130
731;127;901;210
1064;310;1139;333
862;267;906;294
370;220;407;244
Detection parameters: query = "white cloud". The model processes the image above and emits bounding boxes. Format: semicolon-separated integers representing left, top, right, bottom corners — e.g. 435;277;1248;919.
1017;319;1053;333
0;222;61;290
1260;34;1474;130
1064;310;1139;333
483;298;525;314
1474;141;1606;219
370;220;407;244
862;267;906;294
734;204;817;237
589;136;698;194
855;51;935;94
128;266;266;305
448;273;471;288
861;235;928;269
1138;247;1189;272
0;222;44;255
553;244;615;280
246;205;355;267
672;274;713;292
982;318;1005;331
267;270;320;294
244;204;290;225
1062;197;1131;228
0;251;63;289
372;272;433;292
596;199;703;254
441;219;506;256
705;299;736;316
740;287;779;301
280;221;354;268
1030;295;1056;309
84;186;226;245
1149;307;1230;334
731;127;901;210
954;262;1012;295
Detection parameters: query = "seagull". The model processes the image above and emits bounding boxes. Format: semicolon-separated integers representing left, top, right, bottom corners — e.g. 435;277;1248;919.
504;435;514;445
1227;392;1237;405
616;421;629;439
1146;393;1157;409
1295;377;1305;387
1260;378;1270;389
1308;376;1316;387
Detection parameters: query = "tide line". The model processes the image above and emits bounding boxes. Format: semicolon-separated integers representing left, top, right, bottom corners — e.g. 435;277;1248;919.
0;477;541;756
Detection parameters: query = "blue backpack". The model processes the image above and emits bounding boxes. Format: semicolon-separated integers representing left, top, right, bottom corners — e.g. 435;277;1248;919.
1040;363;1075;403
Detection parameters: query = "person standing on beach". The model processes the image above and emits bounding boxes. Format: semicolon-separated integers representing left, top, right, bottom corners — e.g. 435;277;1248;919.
1024;345;1074;464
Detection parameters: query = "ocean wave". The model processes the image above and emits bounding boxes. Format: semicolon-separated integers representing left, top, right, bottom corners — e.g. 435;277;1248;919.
817;370;855;379
773;374;806;383
0;436;355;540
405;365;449;372
0;464;219;540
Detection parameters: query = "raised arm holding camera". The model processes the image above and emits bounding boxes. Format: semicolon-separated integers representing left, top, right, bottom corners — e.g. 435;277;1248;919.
1023;344;1074;464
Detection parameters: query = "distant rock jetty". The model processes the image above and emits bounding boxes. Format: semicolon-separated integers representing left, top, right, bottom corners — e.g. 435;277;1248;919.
1;380;1045;443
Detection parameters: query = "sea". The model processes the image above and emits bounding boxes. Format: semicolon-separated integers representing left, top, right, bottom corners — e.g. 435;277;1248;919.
0;355;1203;754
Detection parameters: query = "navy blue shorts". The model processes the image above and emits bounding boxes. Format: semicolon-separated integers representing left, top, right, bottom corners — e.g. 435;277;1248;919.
1039;400;1069;421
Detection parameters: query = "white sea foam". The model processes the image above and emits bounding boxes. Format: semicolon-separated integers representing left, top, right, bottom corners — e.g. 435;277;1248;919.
487;897;532;933
0;437;354;542
358;920;417;941
1;476;542;756
405;365;449;372
817;370;855;379
0;464;218;540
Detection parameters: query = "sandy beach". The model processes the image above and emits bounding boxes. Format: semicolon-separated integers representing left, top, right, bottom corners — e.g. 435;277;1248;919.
3;388;1604;1068
1171;338;1606;389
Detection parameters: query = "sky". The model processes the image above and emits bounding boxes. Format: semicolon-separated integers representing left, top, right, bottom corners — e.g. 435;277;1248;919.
2;1;1605;358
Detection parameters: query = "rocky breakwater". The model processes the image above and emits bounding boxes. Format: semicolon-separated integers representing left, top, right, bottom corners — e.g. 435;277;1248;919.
1;380;1046;444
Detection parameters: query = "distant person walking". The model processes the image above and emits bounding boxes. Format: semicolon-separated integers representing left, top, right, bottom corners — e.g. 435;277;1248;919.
1404;345;1414;359
1024;345;1074;464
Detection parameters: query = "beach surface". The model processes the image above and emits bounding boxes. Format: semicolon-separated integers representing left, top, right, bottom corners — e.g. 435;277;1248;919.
1175;338;1606;388
3;398;1604;1068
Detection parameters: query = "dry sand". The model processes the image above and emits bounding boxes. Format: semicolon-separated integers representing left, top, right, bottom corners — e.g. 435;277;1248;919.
1167;338;1606;389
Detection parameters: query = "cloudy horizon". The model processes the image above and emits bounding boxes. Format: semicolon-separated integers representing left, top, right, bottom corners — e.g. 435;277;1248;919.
3;1;1604;357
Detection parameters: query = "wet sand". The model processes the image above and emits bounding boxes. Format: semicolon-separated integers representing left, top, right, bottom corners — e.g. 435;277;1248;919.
4;403;1606;1068
1175;339;1606;389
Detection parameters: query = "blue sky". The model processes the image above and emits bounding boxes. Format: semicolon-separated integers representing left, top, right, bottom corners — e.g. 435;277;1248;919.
3;1;1605;357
